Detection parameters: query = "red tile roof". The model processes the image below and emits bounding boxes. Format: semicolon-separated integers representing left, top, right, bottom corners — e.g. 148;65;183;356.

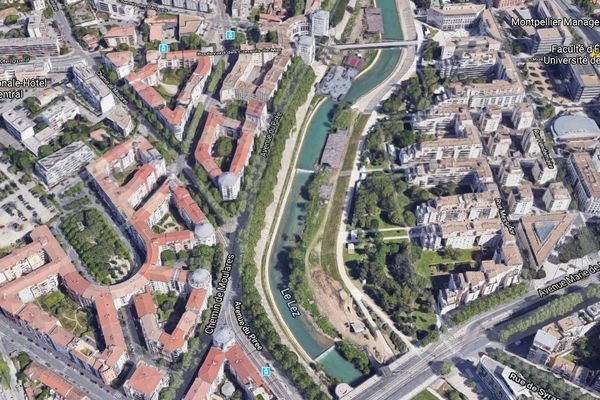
185;288;207;312
132;290;156;317
105;51;133;68
125;361;167;397
230;131;254;175
172;184;206;225
105;26;136;39
26;362;89;400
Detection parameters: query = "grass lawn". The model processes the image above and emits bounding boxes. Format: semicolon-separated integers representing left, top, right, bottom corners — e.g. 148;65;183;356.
380;229;409;238
411;390;438;400
413;249;479;280
156;85;175;102
153;292;179;322
413;310;437;332
37;291;94;338
0;357;10;389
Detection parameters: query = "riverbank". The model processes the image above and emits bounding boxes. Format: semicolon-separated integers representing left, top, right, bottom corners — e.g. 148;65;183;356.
255;65;329;367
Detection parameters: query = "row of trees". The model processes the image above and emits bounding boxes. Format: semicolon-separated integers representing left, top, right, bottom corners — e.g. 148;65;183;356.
499;284;600;342
451;283;528;325
233;59;330;399
488;349;598;400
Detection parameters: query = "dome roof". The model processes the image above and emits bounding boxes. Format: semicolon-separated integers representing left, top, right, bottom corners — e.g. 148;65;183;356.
213;324;235;349
221;382;235;397
194;221;215;239
552;115;600;140
218;172;239;187
188;268;211;290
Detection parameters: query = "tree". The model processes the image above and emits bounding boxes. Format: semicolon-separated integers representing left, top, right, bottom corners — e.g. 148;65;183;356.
440;361;452;375
214;137;233;157
3;15;18;25
43;7;53;18
540;103;556;120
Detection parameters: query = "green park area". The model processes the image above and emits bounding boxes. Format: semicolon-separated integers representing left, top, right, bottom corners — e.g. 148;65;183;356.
37;291;94;338
411;390;438;400
61;208;131;285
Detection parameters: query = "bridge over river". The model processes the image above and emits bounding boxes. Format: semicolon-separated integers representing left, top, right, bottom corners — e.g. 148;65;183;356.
328;39;419;51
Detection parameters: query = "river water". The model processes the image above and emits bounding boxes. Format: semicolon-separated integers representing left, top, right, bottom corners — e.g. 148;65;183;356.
267;0;405;384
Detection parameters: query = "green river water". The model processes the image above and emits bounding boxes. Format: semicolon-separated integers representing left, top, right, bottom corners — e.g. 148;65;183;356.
267;0;405;384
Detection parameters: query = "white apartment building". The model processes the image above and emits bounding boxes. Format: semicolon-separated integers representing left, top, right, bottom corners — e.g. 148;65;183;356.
93;0;136;19
512;103;534;130
499;159;524;187
35;141;95;187
31;0;45;11
543;182;571;212
478;105;501;133
296;35;315;65
566;151;600;216
27;12;42;38
161;0;213;12
399;114;483;164
72;62;116;114
426;3;485;31
2;108;35;141
40;98;80;131
415;191;498;225
507;186;533;216
521;128;542;157
104;51;134;79
486;129;511;159
311;10;330;36
532;156;557;185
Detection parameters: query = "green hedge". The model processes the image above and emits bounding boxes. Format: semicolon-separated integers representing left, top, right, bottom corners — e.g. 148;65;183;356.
452;283;528;325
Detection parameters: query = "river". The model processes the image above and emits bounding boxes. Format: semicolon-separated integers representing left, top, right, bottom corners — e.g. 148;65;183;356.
267;0;405;384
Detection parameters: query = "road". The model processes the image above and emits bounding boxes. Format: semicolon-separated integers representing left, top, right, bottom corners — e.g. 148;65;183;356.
345;273;600;399
0;315;125;400
553;0;600;44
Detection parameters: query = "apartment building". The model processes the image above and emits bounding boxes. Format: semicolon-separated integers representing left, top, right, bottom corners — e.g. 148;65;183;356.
2;107;35;141
124;362;169;400
532;156;557;185
420;217;500;250
521;128;542;157
478;105;502;133
445;80;525;109
399;113;483;164
39;98;80;131
411;104;466;133
0;37;59;58
440;36;501;60
297;35;315;64
27;12;42;38
404;157;495;191
194;108;258;200
415;191;498;225
93;0;136;19
543;182;571;212
511;103;534;130
161;0;213;12
311;10;330;36
493;0;525;8
25;362;89;400
499;159;524;187
566;151;600;215
476;356;532;399
486;129;511;158
72;62;116;114
104;51;134;79
105;104;134;136
35;141;95;187
507;185;533;216
183;326;272;400
104;26;137;47
426;3;485;30
438;239;522;314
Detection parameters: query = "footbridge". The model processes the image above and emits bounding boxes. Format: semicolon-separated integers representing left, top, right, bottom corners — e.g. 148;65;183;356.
328;40;419;51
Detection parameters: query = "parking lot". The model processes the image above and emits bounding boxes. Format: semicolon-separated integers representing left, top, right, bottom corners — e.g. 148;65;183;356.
0;161;55;246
